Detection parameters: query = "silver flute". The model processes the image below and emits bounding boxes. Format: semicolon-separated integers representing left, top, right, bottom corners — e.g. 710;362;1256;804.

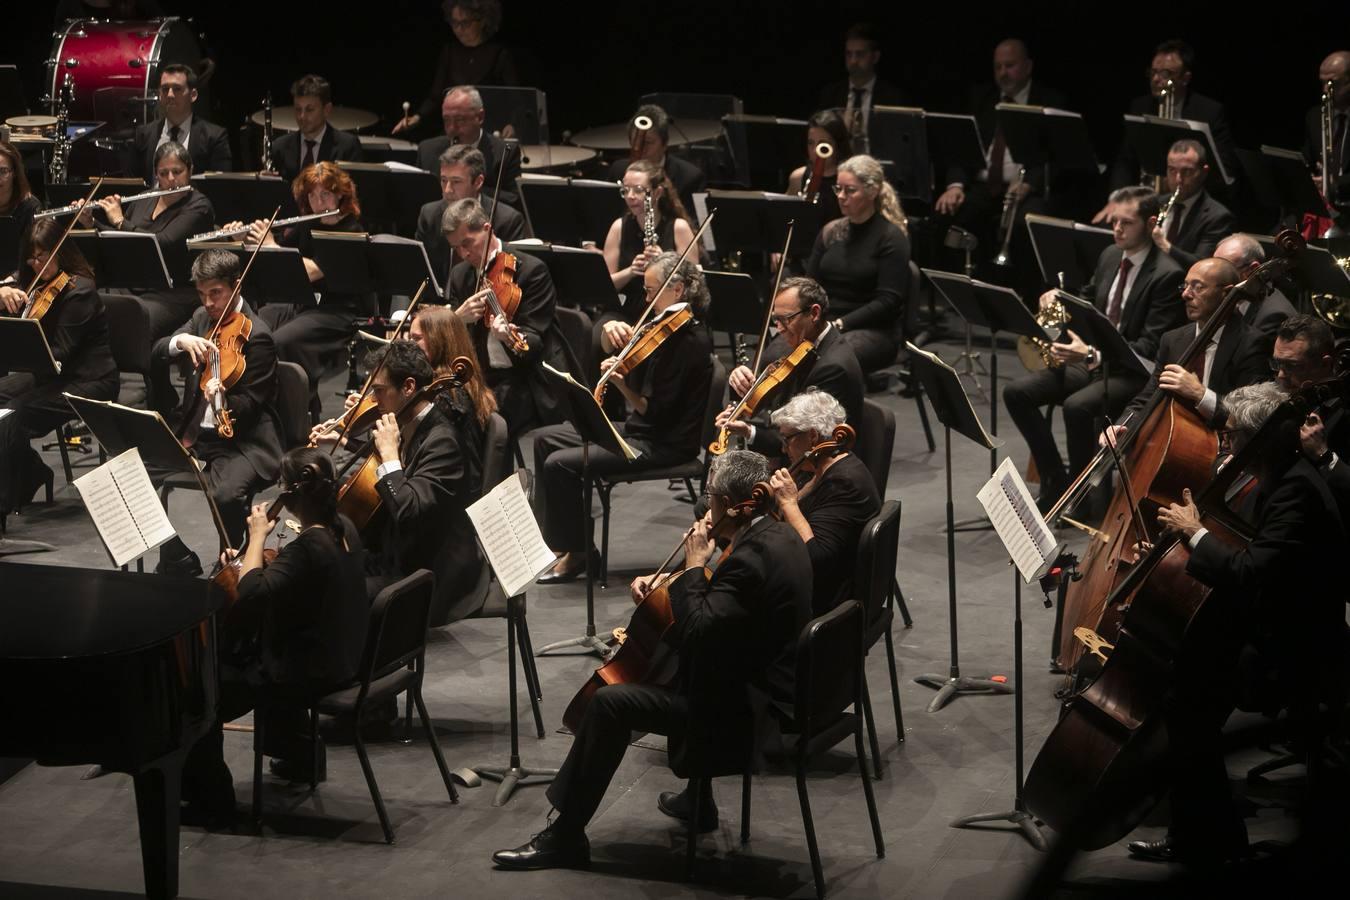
36;185;192;219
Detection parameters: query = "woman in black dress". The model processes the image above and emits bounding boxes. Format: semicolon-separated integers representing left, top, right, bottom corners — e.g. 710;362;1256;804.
805;153;911;375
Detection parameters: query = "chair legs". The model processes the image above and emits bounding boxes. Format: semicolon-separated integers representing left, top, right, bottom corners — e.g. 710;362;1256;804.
252;712;265;826
883;626;905;742
685;776;704;880
55;427;75;484
596;481;612;588
740;769;752;844
860;669;883;780
794;767;827;900
413;687;459;804
914;391;936;453
853;719;886;859
518;605;544;704
352;729;395;844
892;576;914;628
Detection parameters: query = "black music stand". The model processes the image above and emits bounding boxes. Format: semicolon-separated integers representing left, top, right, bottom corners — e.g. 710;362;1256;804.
69;230;174;290
1024;214;1114;290
996;104;1099;176
309;231;446;299
907;344;1013;712
1122;115;1233;185
703;190;821;256
720;114;810;190
186;244;316;307
1297;241;1350;295
505;241;615;311
516;175;626;248
535;365;638;659
1255;145;1332;223
191;172;298;224
704;270;763;362
337;161;439;237
871;106;936;203
46;178;146;207
0;319;62;556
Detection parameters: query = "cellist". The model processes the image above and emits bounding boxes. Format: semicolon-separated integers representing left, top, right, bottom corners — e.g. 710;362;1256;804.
150;248;283;576
534;252;713;584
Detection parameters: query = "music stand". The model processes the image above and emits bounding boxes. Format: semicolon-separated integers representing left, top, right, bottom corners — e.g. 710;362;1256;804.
187;243;317;308
191;172;298;224
337;161;439;237
46;178;145;208
720;114;809;190
309;231;446;299
704;270;763;362
996;104;1099;175
505;240;615;311
1024;214;1113;290
68;230;174;290
535;365;639;659
1122;115;1233;185
1255;145;1330;222
1295;241;1350;295
871;106;937;203
516;175;626;248
0;319;63;555
703;190;821;256
907;343;1013;712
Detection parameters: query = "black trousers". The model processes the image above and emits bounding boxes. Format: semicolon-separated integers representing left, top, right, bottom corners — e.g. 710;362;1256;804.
1003;362;1144;487
153;428;268;555
0;371;119;513
261;304;359;414
532;422;691;553
547;682;687;831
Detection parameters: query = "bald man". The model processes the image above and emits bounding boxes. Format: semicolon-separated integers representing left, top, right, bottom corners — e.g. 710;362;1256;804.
1304;50;1350;211
1104;258;1266;446
1213;234;1298;347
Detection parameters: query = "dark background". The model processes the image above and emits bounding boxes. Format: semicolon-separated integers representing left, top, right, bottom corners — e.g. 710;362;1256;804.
8;2;1350;173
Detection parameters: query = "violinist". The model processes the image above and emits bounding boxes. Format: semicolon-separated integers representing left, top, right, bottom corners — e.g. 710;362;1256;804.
181;447;369;822
534;252;713;584
241;161;372;419
78;140;217;340
410;304;495;482
719;277;864;456
1102;257;1266;448
1132;382;1345;864
1270;314;1350;518
598;160;698;353
443;197;569;434
151;248;283;576
784;110;852;221
493;450;812;869
605;105;706;214
0;219;117;527
765;389;880;615
415;144;527;285
0;140;40;238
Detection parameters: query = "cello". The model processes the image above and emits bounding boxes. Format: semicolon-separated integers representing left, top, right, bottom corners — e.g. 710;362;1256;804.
1047;231;1303;672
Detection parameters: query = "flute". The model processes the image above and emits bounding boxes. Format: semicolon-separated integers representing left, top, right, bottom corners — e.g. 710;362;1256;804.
35;185;192;219
187;209;339;243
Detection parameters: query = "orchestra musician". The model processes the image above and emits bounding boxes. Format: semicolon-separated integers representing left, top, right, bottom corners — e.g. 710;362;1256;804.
0;220;117;527
599;160;697;350
534;252;713;584
720;276;864;456
1269;314;1350;519
268;74;364;184
605;105;706;215
493;449;812;869
129;63;233;184
784;110;853;223
1303;51;1350;215
804;154;910;376
815;22;906;155
442;197;570;435
0;141;40;238
415;144;527;285
1005;186;1186;511
150;248;283;576
1212;234;1299;347
239;161;372;419
181;447;369;822
1102;258;1267;451
1132;382;1346;864
77;140;216;341
416;86;521;207
409;305;495;494
1148;140;1235;270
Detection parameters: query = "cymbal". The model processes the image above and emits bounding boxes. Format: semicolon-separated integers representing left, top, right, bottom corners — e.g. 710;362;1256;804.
519;144;597;171
569;119;723;151
6;115;58;134
249;106;379;133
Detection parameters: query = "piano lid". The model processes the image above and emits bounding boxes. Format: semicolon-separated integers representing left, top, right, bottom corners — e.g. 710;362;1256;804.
0;564;224;660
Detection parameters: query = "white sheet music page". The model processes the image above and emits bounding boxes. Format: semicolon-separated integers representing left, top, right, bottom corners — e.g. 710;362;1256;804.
977;457;1058;583
73;447;177;568
466;470;557;597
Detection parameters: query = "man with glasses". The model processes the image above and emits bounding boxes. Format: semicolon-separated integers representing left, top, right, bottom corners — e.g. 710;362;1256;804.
1149;140;1234;270
417;85;521;206
129;64;232;184
718;276;864;456
1102;257;1265;448
416;143;526;284
1270;314;1349;517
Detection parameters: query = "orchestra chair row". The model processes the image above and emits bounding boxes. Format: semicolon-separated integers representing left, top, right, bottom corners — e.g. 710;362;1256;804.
252;569;459;843
853;499;906;779
854;399;915;628
685;599;885;899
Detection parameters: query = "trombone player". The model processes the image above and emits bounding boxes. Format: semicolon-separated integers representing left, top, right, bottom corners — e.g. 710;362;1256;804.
1303;51;1350;232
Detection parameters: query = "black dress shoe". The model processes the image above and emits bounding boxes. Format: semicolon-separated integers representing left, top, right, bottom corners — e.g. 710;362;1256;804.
493;826;590;870
658;788;718;832
1127;835;1247;864
269;752;326;784
536;549;598;585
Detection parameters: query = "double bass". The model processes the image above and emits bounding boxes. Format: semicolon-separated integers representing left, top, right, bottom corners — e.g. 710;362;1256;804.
1047;232;1303;672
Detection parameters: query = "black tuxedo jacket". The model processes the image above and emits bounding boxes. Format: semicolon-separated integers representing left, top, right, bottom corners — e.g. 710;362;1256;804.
797;453;881;615
97;189;215;287
1242;288;1298;354
28;274;117;386
1122;316;1266;423
1112;92;1238;190
415;194;527;285
370;402;487;624
417;131;522;207
1303;104;1350;202
664;516;812;776
1162;190;1235;269
131;117;233;184
606;154;707;219
748;326;865;455
1319;405;1350;524
816;77;907;119
944;80;1070;192
155;301;283;480
1083;244;1186;361
271;127;364;184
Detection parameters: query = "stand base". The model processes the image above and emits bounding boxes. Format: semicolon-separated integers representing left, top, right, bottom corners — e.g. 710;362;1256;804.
913;674;1013;712
473;764;559;807
536;633;611;659
952;807;1048;851
945;514;995;534
0;538;56;557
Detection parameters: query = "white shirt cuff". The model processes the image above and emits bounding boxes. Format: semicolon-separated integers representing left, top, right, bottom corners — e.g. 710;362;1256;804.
375;460;403;480
1196;388;1217;420
746;424;757;444
1187;527;1208;550
168;333;185;355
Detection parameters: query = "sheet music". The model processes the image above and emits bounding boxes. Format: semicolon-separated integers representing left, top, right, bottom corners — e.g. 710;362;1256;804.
466;470;557;597
73;447;177;568
977;457;1059;583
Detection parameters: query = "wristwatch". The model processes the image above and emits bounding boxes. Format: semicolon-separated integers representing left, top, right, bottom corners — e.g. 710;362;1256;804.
1085;346;1100;367
833;318;845;333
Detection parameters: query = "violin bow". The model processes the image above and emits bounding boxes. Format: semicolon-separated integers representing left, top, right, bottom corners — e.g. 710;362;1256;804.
750;219;795;376
24;176;104;301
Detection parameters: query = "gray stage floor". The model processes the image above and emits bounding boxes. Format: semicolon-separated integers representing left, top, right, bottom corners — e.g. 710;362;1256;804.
0;340;1314;898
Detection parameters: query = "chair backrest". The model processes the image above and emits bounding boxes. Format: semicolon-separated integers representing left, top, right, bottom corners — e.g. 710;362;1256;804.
274;361;310;449
902;261;922;344
100;293;151;374
794;600;864;738
358;569;435;686
698;354;729;450
553;305;594;379
854;399;896;496
480;411;512;492
854;500;901;633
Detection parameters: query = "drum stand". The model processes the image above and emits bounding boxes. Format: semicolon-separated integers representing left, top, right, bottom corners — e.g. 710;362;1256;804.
943;226;988;397
537;440;611;659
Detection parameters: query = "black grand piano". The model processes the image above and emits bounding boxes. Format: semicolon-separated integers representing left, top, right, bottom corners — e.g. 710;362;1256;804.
0;563;224;899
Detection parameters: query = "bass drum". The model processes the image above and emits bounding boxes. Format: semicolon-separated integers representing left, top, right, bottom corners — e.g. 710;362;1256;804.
46;18;203;127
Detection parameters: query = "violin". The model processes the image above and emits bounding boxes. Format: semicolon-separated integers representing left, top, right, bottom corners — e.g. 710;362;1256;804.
592;304;694;405
476;242;529;354
211;493;286;609
18;178;102;321
709;340;816;455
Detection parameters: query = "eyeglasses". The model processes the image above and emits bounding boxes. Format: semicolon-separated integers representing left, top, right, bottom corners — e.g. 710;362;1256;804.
0;167;12;176
770;309;805;328
1216;429;1240;452
617;185;649;198
832;184;862;197
1180;280;1211;293
1269;356;1312;374
779;429;808;446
